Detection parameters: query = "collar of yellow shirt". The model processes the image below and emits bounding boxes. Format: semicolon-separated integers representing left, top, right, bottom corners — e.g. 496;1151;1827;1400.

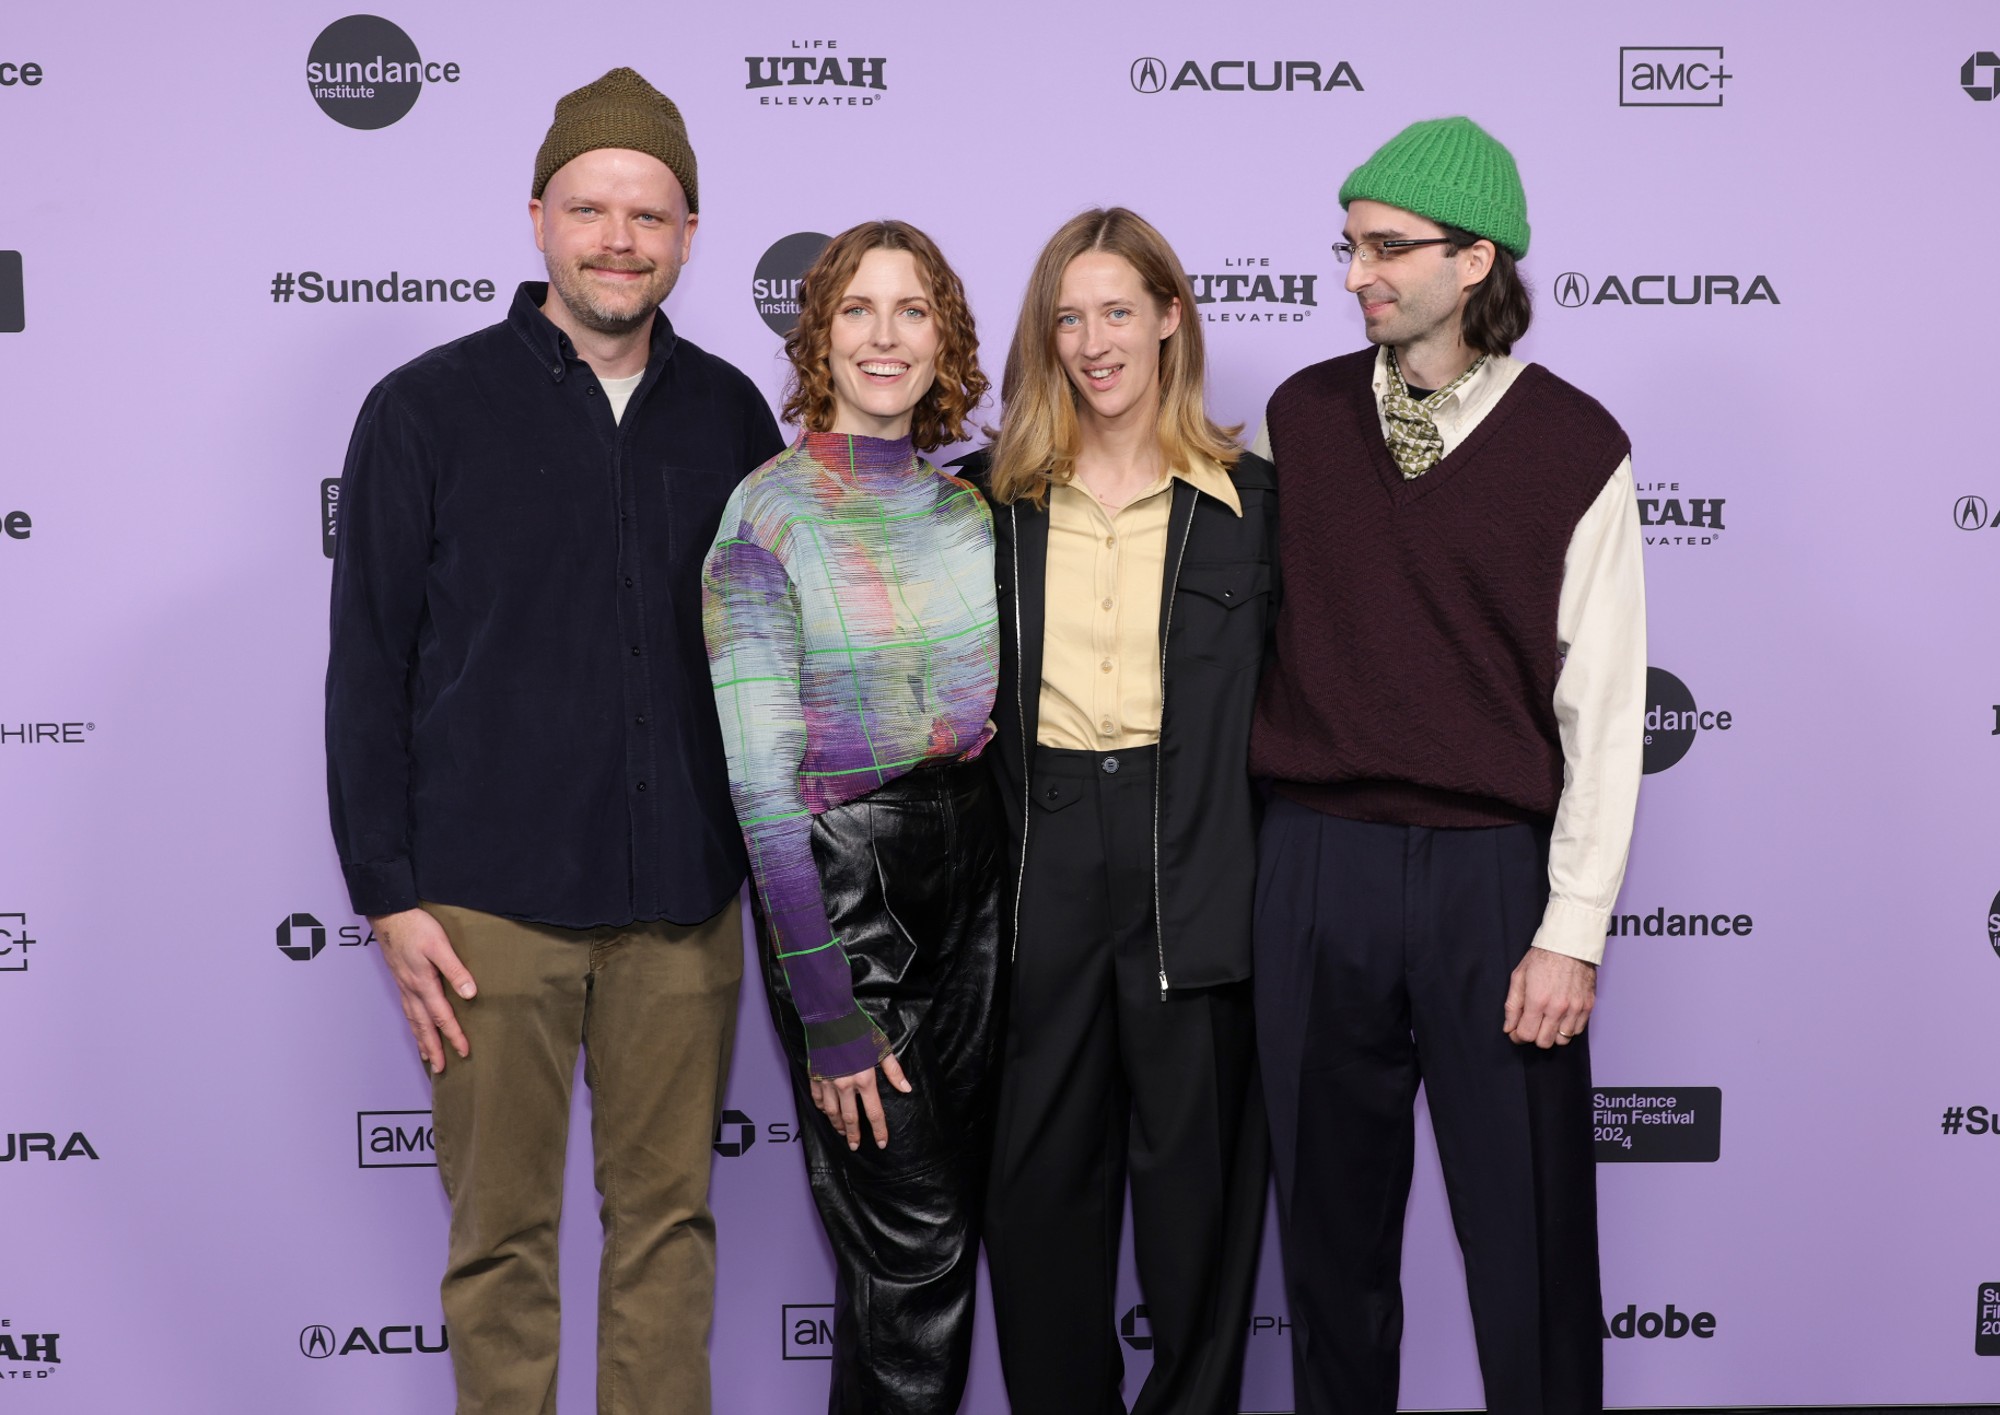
1058;452;1244;518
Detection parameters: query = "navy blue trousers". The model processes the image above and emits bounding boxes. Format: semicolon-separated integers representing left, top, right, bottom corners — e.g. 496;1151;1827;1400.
1253;798;1602;1415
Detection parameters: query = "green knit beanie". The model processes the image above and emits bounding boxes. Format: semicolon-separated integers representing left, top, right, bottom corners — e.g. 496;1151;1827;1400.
533;67;699;211
1339;116;1529;258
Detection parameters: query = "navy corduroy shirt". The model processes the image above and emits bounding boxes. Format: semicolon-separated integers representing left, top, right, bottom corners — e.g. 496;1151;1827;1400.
326;282;784;927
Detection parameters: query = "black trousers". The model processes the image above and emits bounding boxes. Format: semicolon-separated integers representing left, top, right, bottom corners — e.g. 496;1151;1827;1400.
1254;798;1602;1415
760;758;1005;1415
987;745;1267;1415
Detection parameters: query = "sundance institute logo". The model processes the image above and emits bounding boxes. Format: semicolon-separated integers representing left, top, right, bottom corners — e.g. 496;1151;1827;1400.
305;15;461;129
752;232;830;335
1642;668;1732;775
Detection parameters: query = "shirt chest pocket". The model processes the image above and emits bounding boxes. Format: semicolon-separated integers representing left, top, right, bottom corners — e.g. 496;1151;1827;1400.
1171;562;1270;667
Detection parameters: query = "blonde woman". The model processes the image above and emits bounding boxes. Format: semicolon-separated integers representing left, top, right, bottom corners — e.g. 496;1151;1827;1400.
966;207;1275;1414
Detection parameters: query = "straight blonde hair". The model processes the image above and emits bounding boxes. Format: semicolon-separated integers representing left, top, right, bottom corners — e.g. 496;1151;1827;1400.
988;207;1239;507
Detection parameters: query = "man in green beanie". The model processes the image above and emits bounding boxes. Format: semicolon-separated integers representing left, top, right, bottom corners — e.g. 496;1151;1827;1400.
327;67;781;1413
1249;116;1646;1414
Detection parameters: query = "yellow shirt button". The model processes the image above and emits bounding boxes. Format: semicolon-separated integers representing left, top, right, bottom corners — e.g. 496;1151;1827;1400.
1101;598;1114;611
1100;659;1114;673
1100;719;1115;736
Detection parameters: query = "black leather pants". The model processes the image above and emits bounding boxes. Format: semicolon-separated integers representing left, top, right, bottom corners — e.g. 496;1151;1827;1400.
758;757;1005;1415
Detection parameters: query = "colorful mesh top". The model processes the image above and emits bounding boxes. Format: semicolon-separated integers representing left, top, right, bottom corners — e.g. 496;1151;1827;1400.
702;431;998;1080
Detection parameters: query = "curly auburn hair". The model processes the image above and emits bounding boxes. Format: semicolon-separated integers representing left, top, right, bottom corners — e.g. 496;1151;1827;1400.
781;220;988;453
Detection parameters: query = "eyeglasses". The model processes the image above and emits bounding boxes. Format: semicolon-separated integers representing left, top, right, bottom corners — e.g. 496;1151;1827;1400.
1331;238;1456;265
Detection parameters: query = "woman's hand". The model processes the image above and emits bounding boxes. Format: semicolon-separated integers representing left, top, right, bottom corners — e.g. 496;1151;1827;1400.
809;1052;913;1151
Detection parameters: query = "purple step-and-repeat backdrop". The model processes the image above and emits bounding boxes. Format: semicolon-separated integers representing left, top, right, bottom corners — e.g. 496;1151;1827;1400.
4;1;1999;1410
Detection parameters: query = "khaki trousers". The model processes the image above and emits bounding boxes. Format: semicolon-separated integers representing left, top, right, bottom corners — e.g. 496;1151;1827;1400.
425;897;743;1415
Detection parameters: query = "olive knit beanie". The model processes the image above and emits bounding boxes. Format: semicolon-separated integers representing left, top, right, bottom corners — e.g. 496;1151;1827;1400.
1339;116;1529;257
532;67;698;211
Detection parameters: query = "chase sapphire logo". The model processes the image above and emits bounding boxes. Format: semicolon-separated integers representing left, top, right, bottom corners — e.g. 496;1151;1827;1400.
276;912;326;961
1131;57;1166;93
1962;52;2000;101
1119;1304;1153;1351
712;1109;756;1157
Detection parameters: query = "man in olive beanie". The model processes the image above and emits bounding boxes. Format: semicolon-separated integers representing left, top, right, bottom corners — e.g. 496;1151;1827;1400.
1249;115;1646;1415
327;66;781;1414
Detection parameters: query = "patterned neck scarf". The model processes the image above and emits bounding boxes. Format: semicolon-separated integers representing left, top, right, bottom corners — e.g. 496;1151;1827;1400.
1381;348;1487;480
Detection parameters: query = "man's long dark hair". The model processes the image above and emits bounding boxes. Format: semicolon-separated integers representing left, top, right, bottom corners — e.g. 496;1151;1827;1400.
1442;224;1532;356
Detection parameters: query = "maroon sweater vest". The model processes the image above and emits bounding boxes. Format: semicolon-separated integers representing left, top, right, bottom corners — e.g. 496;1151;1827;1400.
1251;348;1631;827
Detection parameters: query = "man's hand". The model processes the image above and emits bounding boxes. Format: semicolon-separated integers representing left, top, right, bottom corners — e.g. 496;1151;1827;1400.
371;908;477;1073
1503;946;1596;1049
809;1053;912;1152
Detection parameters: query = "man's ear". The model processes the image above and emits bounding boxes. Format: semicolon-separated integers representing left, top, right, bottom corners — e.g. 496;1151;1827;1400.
1459;238;1495;291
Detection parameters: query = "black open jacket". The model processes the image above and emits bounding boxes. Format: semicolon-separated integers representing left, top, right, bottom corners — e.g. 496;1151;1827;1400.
958;449;1279;993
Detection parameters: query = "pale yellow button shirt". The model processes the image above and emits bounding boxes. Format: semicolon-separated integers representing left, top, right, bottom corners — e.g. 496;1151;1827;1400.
1036;456;1242;750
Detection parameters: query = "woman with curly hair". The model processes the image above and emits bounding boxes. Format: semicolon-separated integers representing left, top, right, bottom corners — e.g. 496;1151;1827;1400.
701;220;999;1415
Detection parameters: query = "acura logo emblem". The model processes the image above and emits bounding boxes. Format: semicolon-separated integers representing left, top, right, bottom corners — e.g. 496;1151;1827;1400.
1554;271;1589;307
1957;495;1990;530
300;1325;336;1359
1131;57;1166;93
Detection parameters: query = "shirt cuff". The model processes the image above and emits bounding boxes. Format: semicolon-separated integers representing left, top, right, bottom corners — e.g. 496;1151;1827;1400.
343;857;419;919
1531;896;1609;966
804;1010;891;1082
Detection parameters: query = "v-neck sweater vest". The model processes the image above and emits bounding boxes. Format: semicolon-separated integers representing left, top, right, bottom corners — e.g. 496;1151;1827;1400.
1251;346;1631;827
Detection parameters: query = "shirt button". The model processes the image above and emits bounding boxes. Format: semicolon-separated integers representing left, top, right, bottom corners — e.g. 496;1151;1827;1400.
635;716;646;726
1099;719;1115;736
631;646;641;657
587;386;598;396
1100;659;1113;673
1101;598;1114;611
625;577;634;588
636;781;647;792
1104;535;1116;548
